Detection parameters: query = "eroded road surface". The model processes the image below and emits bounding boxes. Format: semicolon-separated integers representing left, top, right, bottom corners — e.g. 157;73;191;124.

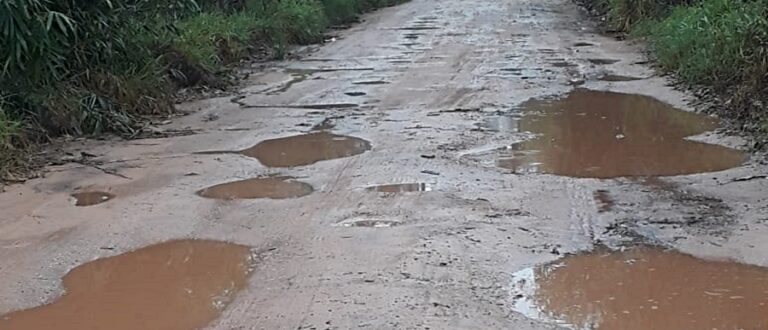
2;0;768;329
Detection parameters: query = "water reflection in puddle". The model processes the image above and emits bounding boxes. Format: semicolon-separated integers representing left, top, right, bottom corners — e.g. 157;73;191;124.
0;240;253;330
197;176;313;200
493;89;745;178
241;132;371;167
367;183;431;193
510;246;768;330
71;191;115;206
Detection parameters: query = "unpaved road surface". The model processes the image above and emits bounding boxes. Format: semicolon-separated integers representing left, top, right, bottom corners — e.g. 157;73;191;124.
2;0;768;329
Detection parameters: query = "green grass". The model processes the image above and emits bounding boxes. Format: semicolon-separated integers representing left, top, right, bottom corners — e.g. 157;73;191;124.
646;0;768;86
0;0;407;179
595;0;768;139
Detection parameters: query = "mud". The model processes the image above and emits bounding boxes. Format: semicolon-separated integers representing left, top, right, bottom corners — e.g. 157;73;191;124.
0;240;253;330
240;132;371;167
493;89;746;178
197;177;313;200
511;246;768;330
71;191;115;206
367;183;431;193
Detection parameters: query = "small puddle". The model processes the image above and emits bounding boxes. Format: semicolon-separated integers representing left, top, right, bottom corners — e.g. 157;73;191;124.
367;183;431;193
71;191;115;206
241;132;371;167
345;91;367;96
0;240;253;330
573;42;595;47
598;74;644;82
588;58;621;65
493;89;745;178
510;246;768;330
197;177;313;200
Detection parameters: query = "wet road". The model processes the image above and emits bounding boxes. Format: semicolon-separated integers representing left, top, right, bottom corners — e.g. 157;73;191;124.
2;0;768;328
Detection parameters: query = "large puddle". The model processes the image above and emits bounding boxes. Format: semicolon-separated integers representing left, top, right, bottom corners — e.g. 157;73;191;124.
493;89;745;178
197;176;313;200
510;246;768;330
241;132;371;167
0;240;253;330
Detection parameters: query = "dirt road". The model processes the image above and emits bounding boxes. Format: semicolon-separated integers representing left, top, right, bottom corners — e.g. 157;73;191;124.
2;0;768;329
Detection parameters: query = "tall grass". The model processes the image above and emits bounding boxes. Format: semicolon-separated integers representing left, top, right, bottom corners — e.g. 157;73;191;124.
598;0;768;141
0;0;407;179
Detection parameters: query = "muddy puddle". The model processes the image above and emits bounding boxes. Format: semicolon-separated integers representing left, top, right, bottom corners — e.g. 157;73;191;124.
367;183;431;193
490;89;745;178
510;246;768;330
71;191;115;206
197;177;313;200
0;240;253;330
241;132;371;167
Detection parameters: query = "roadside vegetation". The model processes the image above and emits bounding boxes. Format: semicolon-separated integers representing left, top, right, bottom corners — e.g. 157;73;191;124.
0;0;404;180
585;0;768;147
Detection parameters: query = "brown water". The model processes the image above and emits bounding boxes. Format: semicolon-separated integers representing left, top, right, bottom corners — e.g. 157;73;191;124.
368;183;430;193
510;246;768;330
197;177;313;200
495;89;746;178
0;240;253;330
71;191;115;206
242;132;371;167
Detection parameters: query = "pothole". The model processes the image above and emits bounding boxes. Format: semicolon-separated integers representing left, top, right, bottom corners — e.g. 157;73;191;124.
241;103;359;110
397;26;440;30
240;132;371;167
588;58;621;65
267;68;374;95
598;74;644;82
367;183;431;193
197;176;313;200
573;42;594;47
510;246;768;330
353;80;389;85
0;240;253;330
551;61;577;68
71;191;115;206
487;89;745;178
344;91;367;96
335;218;402;228
593;189;614;212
